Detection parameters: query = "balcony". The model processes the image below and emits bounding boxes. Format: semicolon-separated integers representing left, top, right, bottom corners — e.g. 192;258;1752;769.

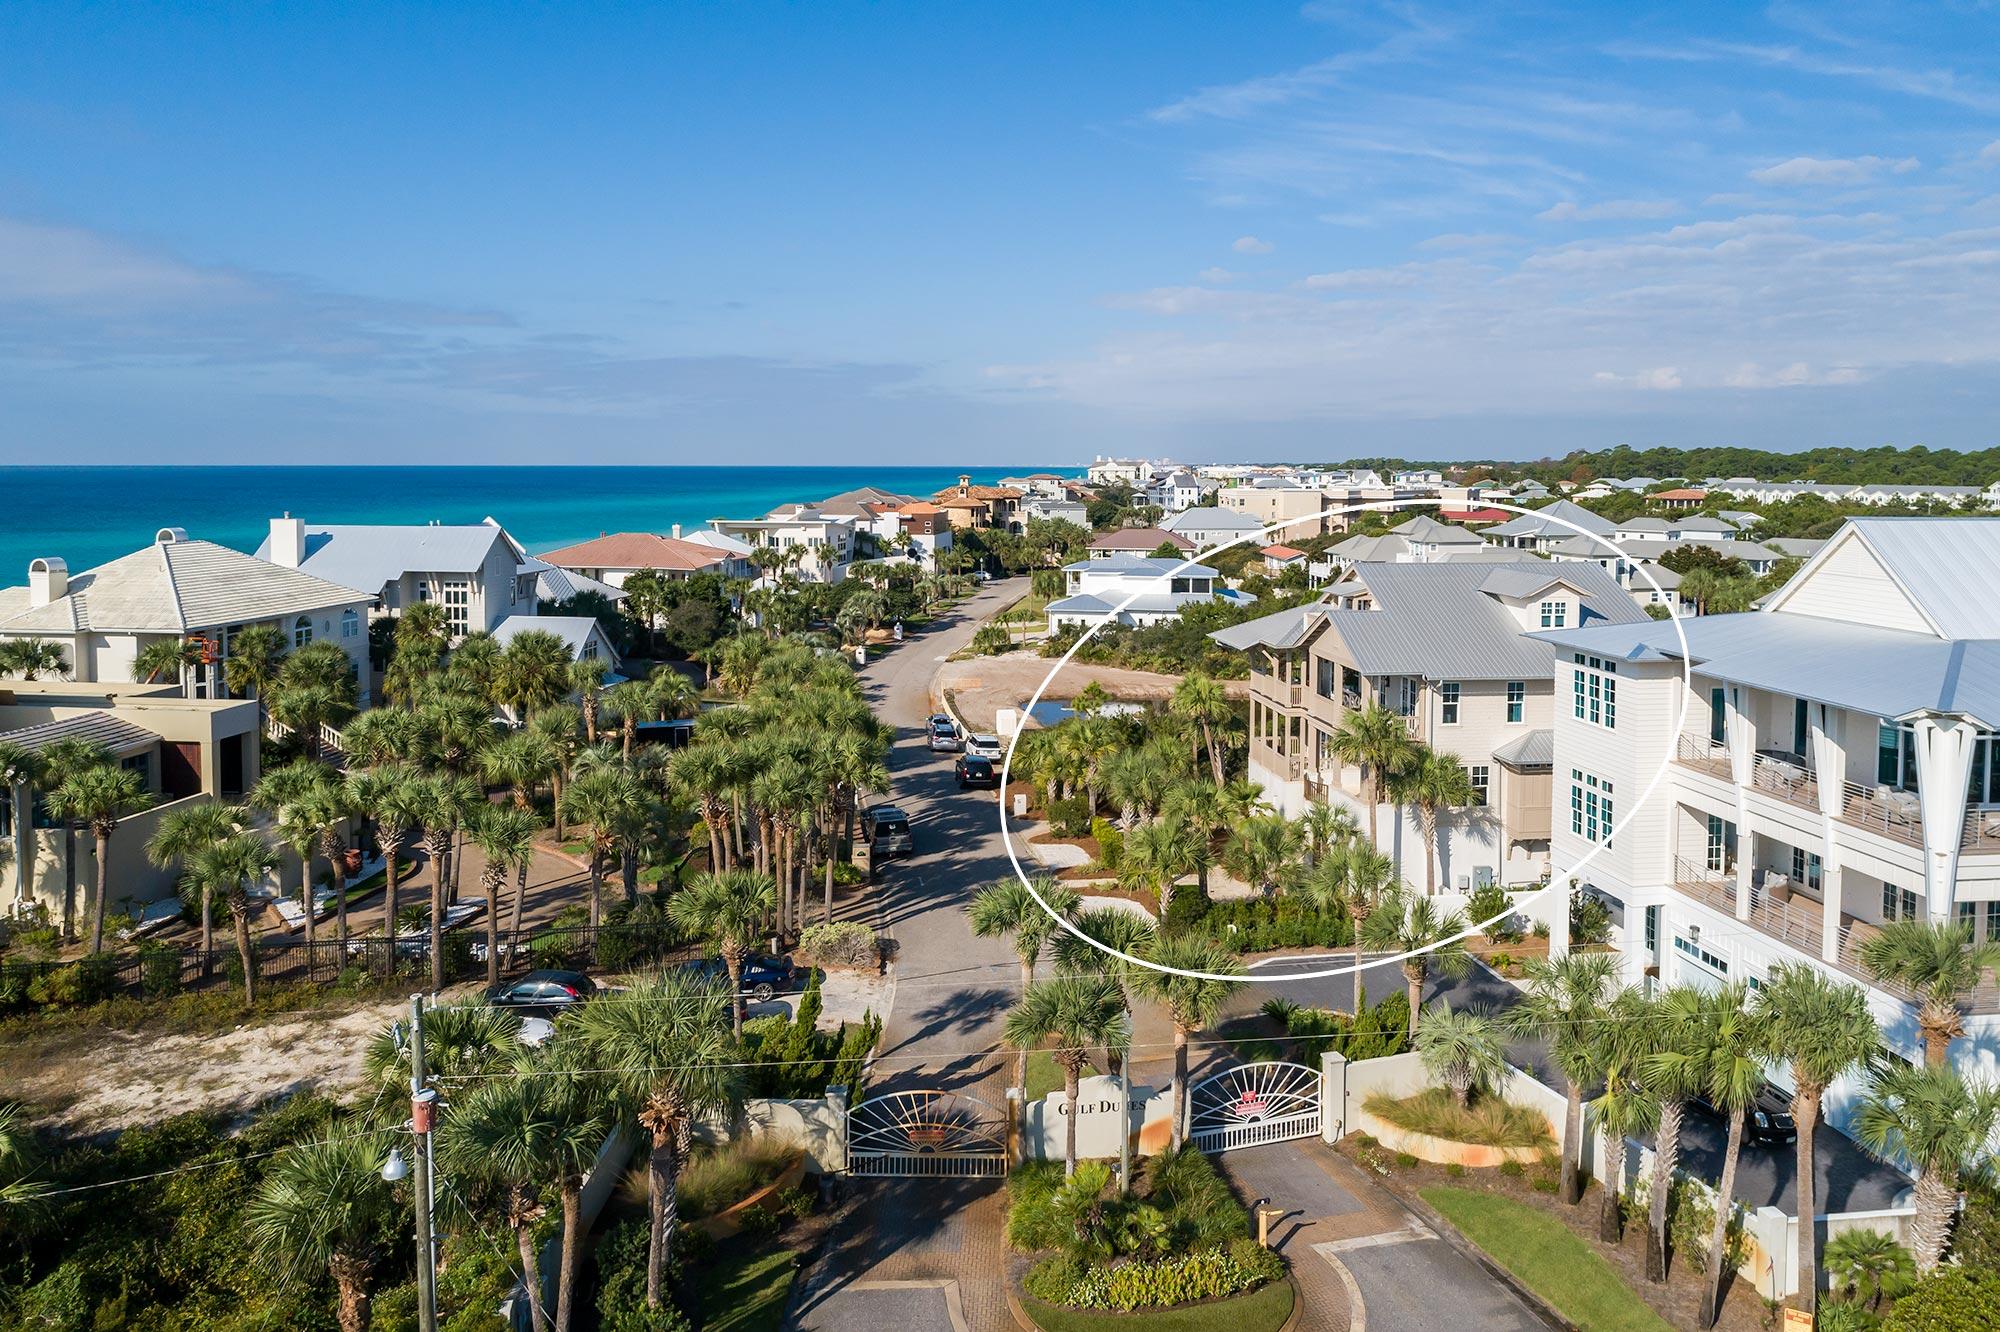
1838;781;1923;848
1676;734;1732;780
1964;807;2000;853
1748;754;1819;813
1341;688;1362;711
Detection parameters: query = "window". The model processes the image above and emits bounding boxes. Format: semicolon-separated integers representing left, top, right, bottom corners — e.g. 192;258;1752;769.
292;615;312;648
1572;654;1617;729
1794;699;1809;756
1790;847;1823;890
1540;599;1567;628
1674;935;1729;975
1396;678;1417;717
1644;904;1659;954
1466;764;1489;806
1570;768;1614;844
1882;882;1921;922
341;608;359;639
442;579;471;635
1506;681;1525;724
580;638;598;660
1317;659;1336;699
1706;815;1736;872
1878;722;1917;792
1440;682;1460;725
1710;687;1727;744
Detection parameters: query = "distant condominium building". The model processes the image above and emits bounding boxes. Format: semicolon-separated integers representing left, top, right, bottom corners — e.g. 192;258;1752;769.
1537;517;2000;1104
1213;560;1645;888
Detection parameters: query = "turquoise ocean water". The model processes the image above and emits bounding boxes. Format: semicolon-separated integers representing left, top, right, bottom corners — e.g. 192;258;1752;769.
0;466;1057;579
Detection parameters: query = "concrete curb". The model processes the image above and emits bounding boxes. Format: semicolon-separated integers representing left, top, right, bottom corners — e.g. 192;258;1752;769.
1395;1189;1575;1332
1005;1273;1305;1332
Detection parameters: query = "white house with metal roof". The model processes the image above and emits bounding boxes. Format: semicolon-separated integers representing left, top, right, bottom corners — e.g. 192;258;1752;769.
1046;555;1253;632
1161;505;1271;551
0;529;373;704
258;515;536;638
1212;559;1646;890
1533;517;2000;1103
1481;499;1617;553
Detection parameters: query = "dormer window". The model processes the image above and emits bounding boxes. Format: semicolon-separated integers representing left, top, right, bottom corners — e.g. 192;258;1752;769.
1540;599;1567;628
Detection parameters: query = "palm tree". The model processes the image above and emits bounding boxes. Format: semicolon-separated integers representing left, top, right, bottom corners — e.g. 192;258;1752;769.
482;726;560;813
1857;1063;1999;1272
440;1056;610;1332
559;766;646;928
0;637;69;680
672;742;739;871
1105;744;1175;828
1414;1001;1509;1108
532;705;584;840
494;630;575;720
1223;814;1303;898
567;659;609;744
1753;963;1880;1317
1392;748;1475;895
134;637;201;689
969;876;1083;1104
1299;801;1357;866
416;774;484;991
468;806;540;988
1362;886;1470;1039
1823;1228;1916;1311
1858;917;2000;1066
1635;984;1710;1282
1339;844;1397;1016
195;832;280;1004
1505;951;1620;1205
1050;905;1159;1013
37;736;107;938
1134;936;1245;1148
1689;984;1767;1330
252;759;349;950
223;623;288;703
1003;975;1130;1175
1122;812;1197;918
666;869;777;1037
573;968;743;1309
245;1136;396;1332
46;760;154;953
1169;671;1232;783
145;801;242;961
351;766;424;955
1586;990;1660;1243
1329;704;1417;849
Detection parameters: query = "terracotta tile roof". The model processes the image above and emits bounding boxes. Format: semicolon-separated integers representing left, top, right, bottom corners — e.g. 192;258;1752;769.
897;502;944;515
1088;528;1194;552
931;485;1022;502
538;532;730;572
1261;544;1307;560
1437;506;1512;523
1651;487;1709;501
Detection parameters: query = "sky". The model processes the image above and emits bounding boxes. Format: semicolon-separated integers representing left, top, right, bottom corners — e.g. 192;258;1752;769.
4;1;2000;465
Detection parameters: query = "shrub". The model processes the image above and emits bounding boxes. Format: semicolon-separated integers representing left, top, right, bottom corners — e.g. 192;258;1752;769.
1395;1152;1418;1168
795;921;880;971
1569;889;1612;947
1817;1302;1883;1332
1048;797;1092;839
776;1185;815;1222
673;1134;802;1220
595;1216;696;1332
971;625;1014;655
1466;882;1521;942
1362;1088;1554;1150
1090;818;1124;872
1532;1175;1558;1193
1882;1269;2000;1332
1445;1162;1465;1177
1499;1160;1524;1178
1024;1246;1280;1312
596;900;683;971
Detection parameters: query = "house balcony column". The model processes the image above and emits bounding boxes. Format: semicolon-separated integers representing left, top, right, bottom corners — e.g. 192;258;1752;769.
1811;704;1847;964
1724;685;1755;921
1913;715;1978;920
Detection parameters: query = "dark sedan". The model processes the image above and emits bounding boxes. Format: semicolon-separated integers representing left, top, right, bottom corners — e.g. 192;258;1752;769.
679;954;802;1003
1694;1085;1798;1145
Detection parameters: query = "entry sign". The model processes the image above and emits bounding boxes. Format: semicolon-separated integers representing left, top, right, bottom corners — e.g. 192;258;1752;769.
1025;1074;1174;1160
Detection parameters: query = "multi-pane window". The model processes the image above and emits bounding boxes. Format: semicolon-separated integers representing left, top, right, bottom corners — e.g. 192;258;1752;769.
342;608;360;639
1570;768;1614;844
1440;682;1460;725
1878;722;1918;792
1540;599;1567;628
1882;882;1921;922
442;580;471;635
1572;654;1617;728
1958;900;2000;943
1644;904;1659;954
1790;847;1823;890
1317;659;1336;699
293;615;313;648
1466;764;1490;806
1706;814;1736;872
1506;681;1525;724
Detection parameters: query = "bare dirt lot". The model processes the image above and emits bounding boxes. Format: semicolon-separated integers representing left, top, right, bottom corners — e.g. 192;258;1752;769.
935;655;1247;731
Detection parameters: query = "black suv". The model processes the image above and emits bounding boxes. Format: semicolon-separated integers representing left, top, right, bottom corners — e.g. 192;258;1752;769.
956;755;1000;789
863;805;915;858
489;969;599;1020
1694;1085;1798;1145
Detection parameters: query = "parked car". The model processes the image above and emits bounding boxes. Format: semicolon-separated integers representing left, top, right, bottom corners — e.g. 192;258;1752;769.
928;717;961;752
965;733;1003;761
488;969;600;1045
1693;1085;1797;1145
679;954;801;1003
863;804;915;858
956;755;1000;789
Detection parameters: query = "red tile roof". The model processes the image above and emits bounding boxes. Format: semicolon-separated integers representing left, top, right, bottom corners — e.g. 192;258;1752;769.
1438;506;1511;523
1089;527;1194;551
539;532;730;572
1650;487;1708;501
1261;544;1306;560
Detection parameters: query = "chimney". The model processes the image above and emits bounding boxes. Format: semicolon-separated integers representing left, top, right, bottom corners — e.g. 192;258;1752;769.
958;473;971;496
671;524;683;540
28;557;67;608
269;515;306;569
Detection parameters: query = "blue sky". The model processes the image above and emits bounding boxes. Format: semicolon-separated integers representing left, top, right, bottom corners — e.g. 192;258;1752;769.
4;2;2000;464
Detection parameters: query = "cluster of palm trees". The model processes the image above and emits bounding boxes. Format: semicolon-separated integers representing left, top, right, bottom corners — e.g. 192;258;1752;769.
0;637;69;681
973;872;1249;1175
1428;920;2000;1326
0;733;154;954
250;965;747;1332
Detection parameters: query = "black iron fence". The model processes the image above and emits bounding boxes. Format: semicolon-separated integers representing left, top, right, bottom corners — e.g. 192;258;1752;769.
0;922;707;1010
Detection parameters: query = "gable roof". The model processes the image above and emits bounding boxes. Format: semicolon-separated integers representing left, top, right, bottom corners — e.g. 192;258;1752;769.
538;532;732;573
519;558;629;604
1392;515;1483;544
0;710;159;758
0;536;367;635
1764;517;2000;639
1161;506;1264;534
256;521;515;595
491;614;616;662
1090;527;1194;552
1481;499;1616;540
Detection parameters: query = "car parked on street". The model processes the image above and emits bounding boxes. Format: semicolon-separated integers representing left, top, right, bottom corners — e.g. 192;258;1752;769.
678;954;801;1003
927;715;961;752
862;804;915;858
965;733;1003;761
956;755;1000;789
488;969;601;1045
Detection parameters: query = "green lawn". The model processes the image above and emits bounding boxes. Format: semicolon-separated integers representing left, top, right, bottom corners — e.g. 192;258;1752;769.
1020;1278;1292;1332
995;592;1052;626
693;1238;801;1332
1025;1049;1066;1103
1419;1187;1674;1332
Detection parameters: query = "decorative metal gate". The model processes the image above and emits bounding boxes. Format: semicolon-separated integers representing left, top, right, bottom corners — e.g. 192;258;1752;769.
1187;1061;1323;1153
846;1089;1010;1178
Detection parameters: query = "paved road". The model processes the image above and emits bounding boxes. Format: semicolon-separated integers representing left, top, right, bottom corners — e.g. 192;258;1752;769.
1238;950;1912;1215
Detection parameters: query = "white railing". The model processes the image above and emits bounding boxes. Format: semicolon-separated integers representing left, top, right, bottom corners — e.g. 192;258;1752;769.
265;715;346;755
1749;754;1819;811
1675;734;1732;778
1964;806;2000;852
1839;780;1922;847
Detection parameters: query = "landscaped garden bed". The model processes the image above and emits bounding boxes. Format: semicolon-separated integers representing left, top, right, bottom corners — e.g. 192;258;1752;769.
1358;1086;1554;1166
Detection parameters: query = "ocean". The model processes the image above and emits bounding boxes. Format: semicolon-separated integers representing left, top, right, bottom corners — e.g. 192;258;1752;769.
0;465;1060;578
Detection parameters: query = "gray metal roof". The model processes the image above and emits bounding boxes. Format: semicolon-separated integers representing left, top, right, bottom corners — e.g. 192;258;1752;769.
1060;554;1219;578
257;522;515;597
1672;515;1740;534
1477;566;1589;600
1209;605;1325;651
491;615;614;662
1837;519;2000;639
1492;728;1553;767
520;559;628;604
1480;499;1616;540
1761;538;1825;559
0;711;158;757
1392;515;1483;544
1161;507;1264;533
1328;533;1410;561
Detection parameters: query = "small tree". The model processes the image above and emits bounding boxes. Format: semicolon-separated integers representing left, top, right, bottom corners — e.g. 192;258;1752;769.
1414;1001;1508;1107
245;1136;396;1332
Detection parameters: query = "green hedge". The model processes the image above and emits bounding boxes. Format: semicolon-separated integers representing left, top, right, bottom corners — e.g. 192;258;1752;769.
1026;1241;1283;1312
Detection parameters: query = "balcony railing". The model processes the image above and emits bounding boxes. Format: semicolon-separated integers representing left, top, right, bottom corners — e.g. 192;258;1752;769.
1341;688;1362;710
1749;754;1820;812
1839;780;1923;848
1286;682;1304;709
1964;806;2000;853
1675;734;1732;779
1402;713;1422;739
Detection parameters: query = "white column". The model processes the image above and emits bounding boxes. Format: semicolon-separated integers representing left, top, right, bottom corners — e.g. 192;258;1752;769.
1726;687;1755;920
1913;715;1977;919
1812;705;1846;963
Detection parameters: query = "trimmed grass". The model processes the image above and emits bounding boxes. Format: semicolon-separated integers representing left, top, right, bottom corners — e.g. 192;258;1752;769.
1420;1186;1674;1332
996;592;1052;626
1025;1049;1066;1103
693;1238;800;1332
1020;1278;1292;1332
1364;1087;1553;1149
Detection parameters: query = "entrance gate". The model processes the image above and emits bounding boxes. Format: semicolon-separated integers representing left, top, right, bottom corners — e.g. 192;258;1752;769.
1187;1061;1323;1153
846;1089;1010;1178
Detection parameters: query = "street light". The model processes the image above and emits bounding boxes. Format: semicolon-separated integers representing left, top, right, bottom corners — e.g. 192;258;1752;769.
381;1147;409;1184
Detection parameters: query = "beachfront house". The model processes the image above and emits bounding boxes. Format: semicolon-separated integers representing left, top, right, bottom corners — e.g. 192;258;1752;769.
537;528;752;588
259;515;535;637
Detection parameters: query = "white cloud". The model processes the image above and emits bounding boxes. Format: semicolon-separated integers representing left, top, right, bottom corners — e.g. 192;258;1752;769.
1750;155;1919;186
1302;264;1425;291
1232;235;1276;254
1594;367;1684;391
1980;140;2000;167
1537;199;1679;222
1724;362;1865;388
1198;267;1239;283
0;217;241;304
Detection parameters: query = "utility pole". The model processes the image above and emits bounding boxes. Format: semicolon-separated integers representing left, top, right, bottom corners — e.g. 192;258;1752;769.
410;993;440;1332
